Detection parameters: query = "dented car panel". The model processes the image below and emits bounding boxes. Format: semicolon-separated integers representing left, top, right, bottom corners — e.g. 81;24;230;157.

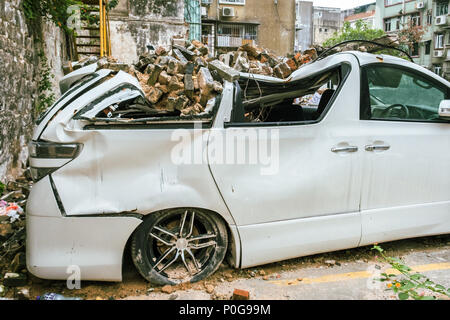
26;51;450;281
59;62;98;95
33;69;112;141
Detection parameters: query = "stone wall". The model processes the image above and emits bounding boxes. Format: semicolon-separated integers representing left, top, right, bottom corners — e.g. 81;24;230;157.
0;0;66;182
109;0;188;64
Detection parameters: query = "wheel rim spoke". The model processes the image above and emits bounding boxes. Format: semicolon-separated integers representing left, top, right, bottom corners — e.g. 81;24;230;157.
153;226;177;239
154;246;176;268
186;212;196;238
150;232;172;246
180;250;192;275
188;233;216;242
179;210;188;237
189;241;216;250
158;250;180;273
186;248;200;271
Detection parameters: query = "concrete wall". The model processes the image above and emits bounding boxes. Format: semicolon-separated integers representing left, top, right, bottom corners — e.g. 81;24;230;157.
295;1;313;52
109;0;188;64
205;0;296;56
0;0;67;182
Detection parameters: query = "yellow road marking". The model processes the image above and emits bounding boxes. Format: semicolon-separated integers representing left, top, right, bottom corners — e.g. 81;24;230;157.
269;262;450;286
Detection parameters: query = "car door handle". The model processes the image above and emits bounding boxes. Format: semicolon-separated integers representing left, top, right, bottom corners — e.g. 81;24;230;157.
365;144;390;152
331;146;358;153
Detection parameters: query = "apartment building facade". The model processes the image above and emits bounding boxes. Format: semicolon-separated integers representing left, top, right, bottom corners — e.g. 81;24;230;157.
313;6;342;45
376;0;450;80
200;0;295;56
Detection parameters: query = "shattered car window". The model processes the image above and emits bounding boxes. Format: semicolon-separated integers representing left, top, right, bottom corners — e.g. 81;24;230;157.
236;67;342;123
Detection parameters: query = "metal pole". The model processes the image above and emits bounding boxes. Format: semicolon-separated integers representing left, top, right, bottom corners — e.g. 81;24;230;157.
402;0;406;27
100;0;104;57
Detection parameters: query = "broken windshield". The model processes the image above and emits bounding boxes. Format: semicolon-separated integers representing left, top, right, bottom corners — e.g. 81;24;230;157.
233;66;343;124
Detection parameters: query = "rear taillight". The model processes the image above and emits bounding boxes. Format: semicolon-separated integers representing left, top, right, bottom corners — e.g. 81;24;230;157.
29;141;82;158
28;141;83;182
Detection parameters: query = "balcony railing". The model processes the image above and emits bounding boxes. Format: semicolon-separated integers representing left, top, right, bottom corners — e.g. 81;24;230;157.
217;35;256;47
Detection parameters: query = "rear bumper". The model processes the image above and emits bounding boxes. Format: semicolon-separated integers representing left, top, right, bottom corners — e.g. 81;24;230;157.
26;214;142;281
26;176;142;281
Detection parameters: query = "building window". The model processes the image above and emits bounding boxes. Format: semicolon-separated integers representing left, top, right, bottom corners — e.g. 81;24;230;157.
411;13;421;27
436;1;449;16
425;40;431;55
396;19;400;30
384;18;391;32
435;34;444;49
411;42;419;57
434;65;442;76
426;10;433;25
385;0;402;6
219;0;245;5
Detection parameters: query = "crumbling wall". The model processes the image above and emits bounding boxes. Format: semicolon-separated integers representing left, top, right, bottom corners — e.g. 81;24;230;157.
0;0;66;182
0;0;38;182
109;0;188;64
41;21;67;93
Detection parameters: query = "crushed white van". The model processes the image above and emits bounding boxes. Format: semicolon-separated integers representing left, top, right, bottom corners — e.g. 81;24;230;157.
27;49;450;285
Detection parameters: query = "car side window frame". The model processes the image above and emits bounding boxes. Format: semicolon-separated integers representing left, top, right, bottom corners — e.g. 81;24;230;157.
224;62;352;128
360;63;450;124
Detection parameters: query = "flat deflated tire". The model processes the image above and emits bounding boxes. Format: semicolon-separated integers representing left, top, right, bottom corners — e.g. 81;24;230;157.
131;208;228;285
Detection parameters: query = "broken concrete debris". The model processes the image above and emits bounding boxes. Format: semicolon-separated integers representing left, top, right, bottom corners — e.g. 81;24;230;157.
67;40;319;120
232;289;250;300
208;60;240;83
161;285;175;294
68;36;401;121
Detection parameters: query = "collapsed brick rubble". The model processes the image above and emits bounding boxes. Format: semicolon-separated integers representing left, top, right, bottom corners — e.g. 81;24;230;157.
67;40;318;119
66;35;400;120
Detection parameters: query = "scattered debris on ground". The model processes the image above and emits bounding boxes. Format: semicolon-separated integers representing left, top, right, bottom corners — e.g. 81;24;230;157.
0;172;31;299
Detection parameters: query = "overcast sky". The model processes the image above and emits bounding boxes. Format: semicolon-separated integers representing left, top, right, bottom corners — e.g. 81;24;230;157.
312;0;376;10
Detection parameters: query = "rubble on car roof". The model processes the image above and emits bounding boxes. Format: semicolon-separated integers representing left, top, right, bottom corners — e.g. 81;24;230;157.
63;34;400;120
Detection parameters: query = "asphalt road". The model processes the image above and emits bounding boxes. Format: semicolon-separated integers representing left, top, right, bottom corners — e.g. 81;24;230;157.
27;234;450;300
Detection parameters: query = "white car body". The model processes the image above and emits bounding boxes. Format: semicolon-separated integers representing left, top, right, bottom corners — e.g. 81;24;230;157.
26;51;450;281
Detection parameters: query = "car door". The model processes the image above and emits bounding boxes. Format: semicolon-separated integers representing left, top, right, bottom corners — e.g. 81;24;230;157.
359;63;450;246
208;58;363;267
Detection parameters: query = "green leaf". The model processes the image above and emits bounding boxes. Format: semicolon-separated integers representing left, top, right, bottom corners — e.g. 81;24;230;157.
398;292;409;300
410;274;423;280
